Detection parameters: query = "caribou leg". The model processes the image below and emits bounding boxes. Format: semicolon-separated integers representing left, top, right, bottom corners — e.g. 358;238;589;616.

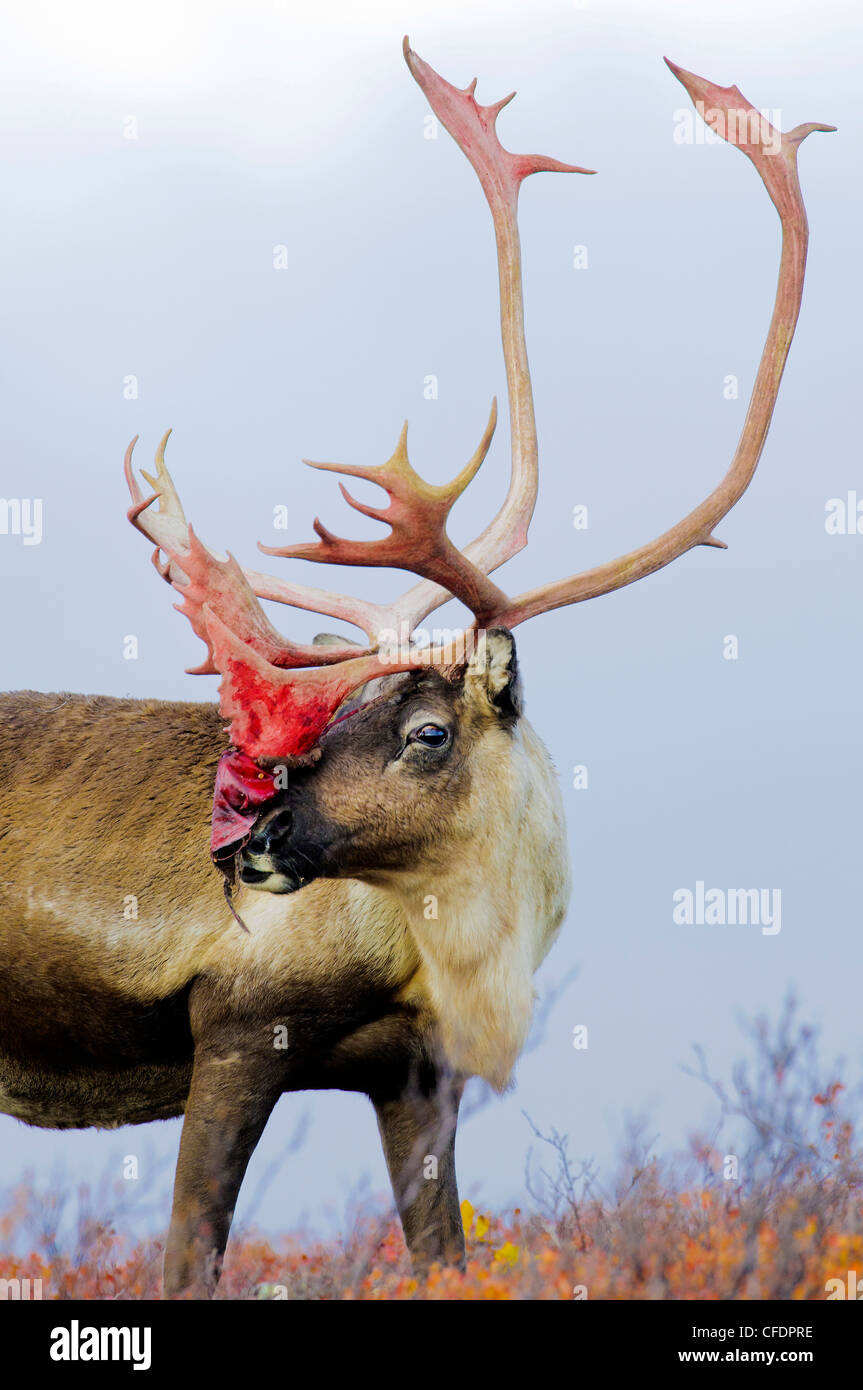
372;1071;466;1272
163;1041;284;1299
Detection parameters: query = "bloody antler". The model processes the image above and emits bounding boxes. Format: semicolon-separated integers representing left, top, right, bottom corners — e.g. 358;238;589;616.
125;45;832;766
125;433;374;673
125;429;417;645
124;434;471;757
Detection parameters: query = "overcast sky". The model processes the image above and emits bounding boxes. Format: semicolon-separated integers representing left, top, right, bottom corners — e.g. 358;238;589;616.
1;0;859;1243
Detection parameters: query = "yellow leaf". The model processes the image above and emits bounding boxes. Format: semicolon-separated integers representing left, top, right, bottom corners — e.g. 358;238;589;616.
460;1199;475;1236
493;1241;520;1268
475;1214;491;1241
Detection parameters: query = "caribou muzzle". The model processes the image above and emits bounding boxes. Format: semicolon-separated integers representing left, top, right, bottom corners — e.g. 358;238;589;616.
238;805;326;894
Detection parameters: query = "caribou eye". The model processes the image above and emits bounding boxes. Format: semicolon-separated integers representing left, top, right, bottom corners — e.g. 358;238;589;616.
410;723;449;748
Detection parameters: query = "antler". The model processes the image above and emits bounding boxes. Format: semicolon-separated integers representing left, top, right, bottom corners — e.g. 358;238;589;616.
124;46;833;764
259;403;513;628
265;49;831;638
484;61;835;628
374;38;595;633
126;42;597;664
125;432;474;758
124;433;375;672
244;39;594;641
125;428;434;646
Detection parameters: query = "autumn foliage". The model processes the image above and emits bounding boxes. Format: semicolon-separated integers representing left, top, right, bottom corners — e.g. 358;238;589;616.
2;1001;861;1300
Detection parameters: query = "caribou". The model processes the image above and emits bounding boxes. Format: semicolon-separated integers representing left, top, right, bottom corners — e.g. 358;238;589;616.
0;41;832;1297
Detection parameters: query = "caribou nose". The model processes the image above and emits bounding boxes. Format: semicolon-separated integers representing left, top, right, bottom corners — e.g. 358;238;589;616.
247;808;293;855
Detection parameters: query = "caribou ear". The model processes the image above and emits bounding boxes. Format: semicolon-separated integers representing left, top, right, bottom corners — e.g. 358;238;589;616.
464;628;522;721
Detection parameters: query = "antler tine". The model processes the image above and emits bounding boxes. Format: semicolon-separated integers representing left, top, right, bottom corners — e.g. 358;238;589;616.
125;430;189;584
388;38;595;633
124;435;376;672
484;62;835;631
260;400;511;628
140;427;187;524
240;565;402;643
303;396;497;513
